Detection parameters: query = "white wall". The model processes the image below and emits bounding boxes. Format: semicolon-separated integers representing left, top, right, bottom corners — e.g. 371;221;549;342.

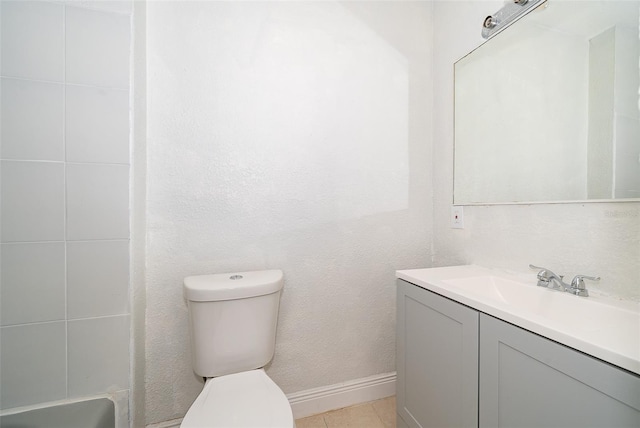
144;1;433;424
432;1;640;301
0;0;132;421
140;2;638;425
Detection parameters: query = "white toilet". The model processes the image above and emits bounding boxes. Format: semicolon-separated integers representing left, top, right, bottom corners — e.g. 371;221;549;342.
181;269;295;428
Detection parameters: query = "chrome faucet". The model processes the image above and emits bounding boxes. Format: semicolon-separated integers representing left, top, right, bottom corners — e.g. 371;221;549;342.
529;265;600;297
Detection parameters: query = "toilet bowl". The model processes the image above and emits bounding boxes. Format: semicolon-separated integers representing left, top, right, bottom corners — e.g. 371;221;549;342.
181;369;293;428
180;270;294;428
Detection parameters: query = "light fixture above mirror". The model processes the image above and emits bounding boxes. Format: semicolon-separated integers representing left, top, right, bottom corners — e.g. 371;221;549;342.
481;0;547;40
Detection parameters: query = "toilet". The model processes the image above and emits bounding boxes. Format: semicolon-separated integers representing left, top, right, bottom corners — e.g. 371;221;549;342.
181;269;294;428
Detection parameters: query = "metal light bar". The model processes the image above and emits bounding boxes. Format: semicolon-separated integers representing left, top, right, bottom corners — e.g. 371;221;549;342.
482;0;548;39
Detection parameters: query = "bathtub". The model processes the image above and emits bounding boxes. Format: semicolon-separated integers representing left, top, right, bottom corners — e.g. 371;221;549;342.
0;398;114;428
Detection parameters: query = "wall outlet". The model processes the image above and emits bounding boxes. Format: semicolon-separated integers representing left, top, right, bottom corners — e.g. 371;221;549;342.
451;206;464;229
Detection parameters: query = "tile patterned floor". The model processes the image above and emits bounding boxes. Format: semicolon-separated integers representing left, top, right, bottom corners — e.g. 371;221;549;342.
295;396;395;428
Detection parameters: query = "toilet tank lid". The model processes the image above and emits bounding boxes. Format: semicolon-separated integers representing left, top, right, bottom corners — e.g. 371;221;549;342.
184;269;283;302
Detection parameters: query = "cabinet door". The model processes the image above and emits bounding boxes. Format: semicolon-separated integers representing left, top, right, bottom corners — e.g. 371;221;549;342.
397;280;479;428
480;314;640;428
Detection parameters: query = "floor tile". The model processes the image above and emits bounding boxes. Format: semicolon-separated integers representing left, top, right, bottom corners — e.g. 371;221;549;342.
295;414;327;428
294;397;397;428
323;403;385;428
372;397;396;428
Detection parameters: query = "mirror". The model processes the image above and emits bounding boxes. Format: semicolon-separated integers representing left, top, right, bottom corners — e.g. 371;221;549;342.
454;0;640;204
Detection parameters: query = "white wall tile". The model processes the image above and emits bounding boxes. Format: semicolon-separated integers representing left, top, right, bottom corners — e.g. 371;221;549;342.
67;315;130;397
65;6;130;88
0;1;64;81
1;243;66;326
66;85;130;164
1;161;65;242
0;322;66;409
0;0;132;413
67;240;129;319
1;78;64;161
66;163;129;240
65;0;133;16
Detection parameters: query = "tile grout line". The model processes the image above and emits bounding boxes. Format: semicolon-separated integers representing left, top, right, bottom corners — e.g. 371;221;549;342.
295;397;396;428
63;1;70;401
371;401;386;427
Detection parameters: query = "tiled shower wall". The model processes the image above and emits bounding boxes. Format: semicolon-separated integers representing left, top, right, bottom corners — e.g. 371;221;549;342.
0;0;131;413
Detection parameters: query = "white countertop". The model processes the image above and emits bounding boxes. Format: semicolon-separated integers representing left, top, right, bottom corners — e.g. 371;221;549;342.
397;265;640;376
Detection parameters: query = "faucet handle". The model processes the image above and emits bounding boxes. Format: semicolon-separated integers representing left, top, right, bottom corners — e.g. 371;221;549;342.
529;264;562;278
529;264;550;276
570;275;600;290
529;264;562;286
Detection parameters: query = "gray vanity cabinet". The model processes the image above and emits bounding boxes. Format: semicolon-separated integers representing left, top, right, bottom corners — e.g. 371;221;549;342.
480;314;640;428
396;279;479;428
397;280;640;428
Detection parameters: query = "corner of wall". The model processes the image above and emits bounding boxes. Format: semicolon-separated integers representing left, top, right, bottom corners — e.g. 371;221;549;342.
131;1;148;426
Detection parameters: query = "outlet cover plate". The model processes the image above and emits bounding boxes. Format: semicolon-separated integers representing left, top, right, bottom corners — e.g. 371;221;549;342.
452;206;464;229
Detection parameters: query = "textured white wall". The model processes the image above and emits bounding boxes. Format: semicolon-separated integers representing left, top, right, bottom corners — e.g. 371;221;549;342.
432;1;640;301
145;1;433;424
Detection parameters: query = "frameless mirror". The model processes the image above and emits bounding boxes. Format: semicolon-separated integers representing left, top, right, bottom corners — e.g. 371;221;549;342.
454;0;640;204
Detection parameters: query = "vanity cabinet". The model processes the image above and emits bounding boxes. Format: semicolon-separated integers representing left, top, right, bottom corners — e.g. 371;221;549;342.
396;279;479;428
397;279;640;428
480;313;640;428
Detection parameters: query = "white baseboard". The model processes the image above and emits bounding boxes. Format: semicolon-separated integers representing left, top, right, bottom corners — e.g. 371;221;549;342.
146;372;397;426
146;418;182;428
286;372;396;419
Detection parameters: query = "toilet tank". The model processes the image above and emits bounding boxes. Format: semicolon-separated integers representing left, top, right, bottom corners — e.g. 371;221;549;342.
183;270;283;378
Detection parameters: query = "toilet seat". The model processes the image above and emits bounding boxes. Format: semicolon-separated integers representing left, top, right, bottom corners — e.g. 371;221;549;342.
181;369;294;428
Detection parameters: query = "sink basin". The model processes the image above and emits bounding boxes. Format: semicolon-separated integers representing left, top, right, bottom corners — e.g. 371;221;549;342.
442;275;545;307
442;274;638;339
396;265;640;375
